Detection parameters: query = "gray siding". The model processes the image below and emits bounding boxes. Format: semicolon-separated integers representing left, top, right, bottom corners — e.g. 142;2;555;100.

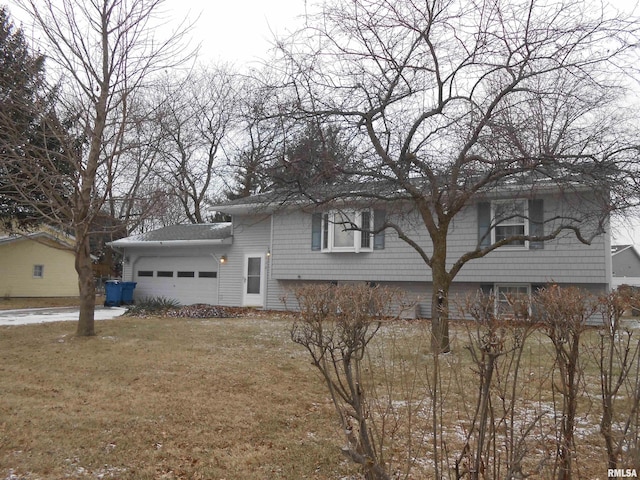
612;247;640;278
269;193;609;286
273;279;607;324
218;214;272;307
270;210;430;282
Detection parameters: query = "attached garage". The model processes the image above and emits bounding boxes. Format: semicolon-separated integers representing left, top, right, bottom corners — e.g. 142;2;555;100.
108;223;233;306
133;256;219;305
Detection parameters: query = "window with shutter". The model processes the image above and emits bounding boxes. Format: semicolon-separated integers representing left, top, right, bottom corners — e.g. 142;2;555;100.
492;200;528;247
477;199;545;250
311;209;379;252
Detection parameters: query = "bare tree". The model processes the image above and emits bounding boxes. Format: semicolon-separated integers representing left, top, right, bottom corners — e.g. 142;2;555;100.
1;0;193;335
155;66;239;223
225;72;288;199
275;0;640;352
103;94;167;233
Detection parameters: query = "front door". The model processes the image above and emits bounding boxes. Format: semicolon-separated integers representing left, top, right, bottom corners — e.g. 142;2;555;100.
243;254;265;307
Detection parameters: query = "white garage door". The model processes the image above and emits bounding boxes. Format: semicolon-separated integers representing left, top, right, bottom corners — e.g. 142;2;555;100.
133;256;218;305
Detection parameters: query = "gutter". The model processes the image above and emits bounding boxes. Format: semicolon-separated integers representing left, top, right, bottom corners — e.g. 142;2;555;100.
107;238;233;249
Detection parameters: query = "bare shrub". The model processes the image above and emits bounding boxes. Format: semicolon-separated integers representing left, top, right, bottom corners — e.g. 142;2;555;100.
289;283;412;480
457;291;543;479
596;289;640;470
533;285;597;480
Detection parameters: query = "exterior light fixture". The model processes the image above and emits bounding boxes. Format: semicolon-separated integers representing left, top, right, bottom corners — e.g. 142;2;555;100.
220;255;227;264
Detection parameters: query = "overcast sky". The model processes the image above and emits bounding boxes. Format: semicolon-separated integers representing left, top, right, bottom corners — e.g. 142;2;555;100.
163;0;309;67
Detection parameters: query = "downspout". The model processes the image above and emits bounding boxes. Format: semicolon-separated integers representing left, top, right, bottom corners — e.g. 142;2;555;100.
604;219;613;292
210;253;222;305
266;213;274;309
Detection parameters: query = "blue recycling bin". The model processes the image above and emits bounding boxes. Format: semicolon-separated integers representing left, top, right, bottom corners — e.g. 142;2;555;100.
104;280;123;306
120;282;137;305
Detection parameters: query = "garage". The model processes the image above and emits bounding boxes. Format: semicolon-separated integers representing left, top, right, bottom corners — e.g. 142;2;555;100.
108;223;233;307
133;256;219;305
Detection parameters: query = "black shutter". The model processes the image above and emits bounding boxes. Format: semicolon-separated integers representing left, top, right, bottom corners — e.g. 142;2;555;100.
361;210;371;249
529;199;544;250
373;209;385;250
478;202;491;247
311;213;322;251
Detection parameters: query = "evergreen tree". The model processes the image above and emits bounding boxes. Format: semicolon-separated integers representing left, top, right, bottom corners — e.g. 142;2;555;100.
0;7;71;228
270;121;352;192
0;6;47;223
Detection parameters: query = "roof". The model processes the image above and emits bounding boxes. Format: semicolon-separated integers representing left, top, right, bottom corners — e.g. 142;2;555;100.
211;177;587;215
0;229;75;249
612;244;640;257
108;223;233;248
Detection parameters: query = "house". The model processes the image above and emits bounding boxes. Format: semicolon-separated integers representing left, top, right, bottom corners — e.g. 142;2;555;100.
611;244;640;288
110;187;612;315
0;228;78;297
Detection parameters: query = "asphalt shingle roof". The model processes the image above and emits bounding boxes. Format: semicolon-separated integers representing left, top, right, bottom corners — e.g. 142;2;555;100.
116;223;232;243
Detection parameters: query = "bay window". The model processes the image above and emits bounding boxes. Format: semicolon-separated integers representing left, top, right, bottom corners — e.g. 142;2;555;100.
323;210;372;252
312;209;385;253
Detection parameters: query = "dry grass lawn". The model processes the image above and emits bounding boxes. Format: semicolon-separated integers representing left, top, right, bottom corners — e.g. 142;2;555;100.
0;296;106;310
0;315;349;479
0;312;634;479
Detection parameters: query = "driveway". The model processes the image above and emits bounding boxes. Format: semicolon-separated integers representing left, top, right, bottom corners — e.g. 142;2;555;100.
0;306;127;326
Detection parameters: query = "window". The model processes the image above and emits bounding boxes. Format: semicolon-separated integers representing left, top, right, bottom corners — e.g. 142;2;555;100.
478;199;544;250
198;271;217;278
137;270;153;277
177;271;195;278
157;271;173;278
312;209;385;253
495;284;530;316
33;264;44;279
492;200;528;247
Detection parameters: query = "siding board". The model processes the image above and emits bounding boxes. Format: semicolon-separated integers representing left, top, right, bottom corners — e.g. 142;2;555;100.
269;193;608;285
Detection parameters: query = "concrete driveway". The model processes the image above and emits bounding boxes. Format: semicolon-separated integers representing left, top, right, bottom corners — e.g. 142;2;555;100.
0;306;127;326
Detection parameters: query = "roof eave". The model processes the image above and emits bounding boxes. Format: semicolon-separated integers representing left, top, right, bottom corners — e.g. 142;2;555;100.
108;238;233;249
0;231;75;249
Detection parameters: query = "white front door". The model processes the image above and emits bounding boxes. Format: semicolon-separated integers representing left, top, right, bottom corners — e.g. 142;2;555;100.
242;254;265;307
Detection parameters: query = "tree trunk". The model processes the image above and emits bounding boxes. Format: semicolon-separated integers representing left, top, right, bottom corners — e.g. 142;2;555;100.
430;243;451;353
75;234;96;336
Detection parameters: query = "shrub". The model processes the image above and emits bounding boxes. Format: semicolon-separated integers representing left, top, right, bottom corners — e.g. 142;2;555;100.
125;296;181;315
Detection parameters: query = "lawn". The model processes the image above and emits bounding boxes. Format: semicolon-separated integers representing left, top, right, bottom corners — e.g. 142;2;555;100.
0;312;635;479
0;296;106;310
0;315;349;479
